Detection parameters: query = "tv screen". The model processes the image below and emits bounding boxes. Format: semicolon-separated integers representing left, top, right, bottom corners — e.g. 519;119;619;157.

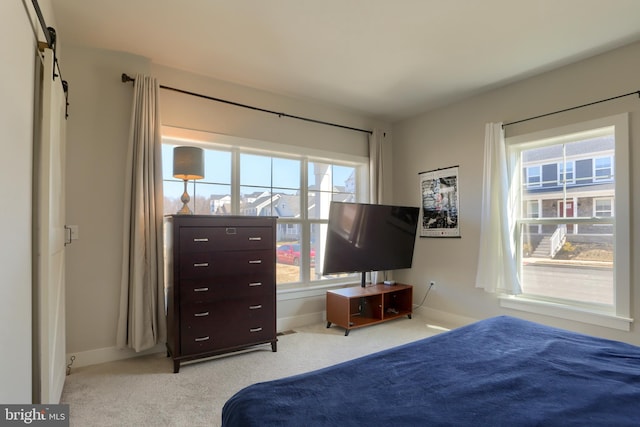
322;202;419;286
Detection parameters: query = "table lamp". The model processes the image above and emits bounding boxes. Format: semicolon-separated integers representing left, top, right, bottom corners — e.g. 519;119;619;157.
173;146;204;215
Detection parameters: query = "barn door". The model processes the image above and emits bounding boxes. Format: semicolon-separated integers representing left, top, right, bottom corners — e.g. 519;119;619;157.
34;47;67;404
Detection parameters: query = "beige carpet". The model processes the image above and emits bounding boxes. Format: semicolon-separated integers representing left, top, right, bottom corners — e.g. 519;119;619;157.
61;312;454;426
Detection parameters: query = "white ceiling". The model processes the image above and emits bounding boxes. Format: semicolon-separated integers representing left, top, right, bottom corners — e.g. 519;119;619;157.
50;0;640;122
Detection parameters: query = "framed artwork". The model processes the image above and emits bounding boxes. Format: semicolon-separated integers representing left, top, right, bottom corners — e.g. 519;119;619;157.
419;166;460;237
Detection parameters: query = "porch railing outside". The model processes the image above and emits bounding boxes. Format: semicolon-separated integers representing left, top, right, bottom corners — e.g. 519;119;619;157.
550;224;567;258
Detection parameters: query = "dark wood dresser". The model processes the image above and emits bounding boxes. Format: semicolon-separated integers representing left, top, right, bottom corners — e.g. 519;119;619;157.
165;215;277;373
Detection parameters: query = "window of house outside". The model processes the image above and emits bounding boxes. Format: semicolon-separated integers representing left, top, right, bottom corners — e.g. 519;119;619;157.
161;138;368;289
557;160;575;185
526;165;542;187
503;114;630;330
594;156;614;181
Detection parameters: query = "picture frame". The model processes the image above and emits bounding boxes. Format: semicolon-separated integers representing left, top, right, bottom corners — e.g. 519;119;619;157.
419;166;460;238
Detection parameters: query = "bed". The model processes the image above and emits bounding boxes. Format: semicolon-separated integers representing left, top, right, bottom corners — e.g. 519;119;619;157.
222;316;640;426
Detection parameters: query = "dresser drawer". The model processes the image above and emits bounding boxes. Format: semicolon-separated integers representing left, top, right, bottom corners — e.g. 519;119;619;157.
215;299;276;349
180;302;225;354
180;226;273;253
180;300;275;354
180;275;273;304
179;250;274;280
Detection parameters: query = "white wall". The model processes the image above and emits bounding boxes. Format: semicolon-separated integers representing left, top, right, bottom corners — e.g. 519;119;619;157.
62;45;389;366
63;46;151;358
392;41;640;345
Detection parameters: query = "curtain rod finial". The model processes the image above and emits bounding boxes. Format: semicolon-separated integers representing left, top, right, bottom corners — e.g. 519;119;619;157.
121;73;135;83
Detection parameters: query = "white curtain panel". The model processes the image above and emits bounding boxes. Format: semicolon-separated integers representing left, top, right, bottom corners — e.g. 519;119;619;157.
368;129;386;283
475;123;521;294
368;129;385;204
116;74;166;351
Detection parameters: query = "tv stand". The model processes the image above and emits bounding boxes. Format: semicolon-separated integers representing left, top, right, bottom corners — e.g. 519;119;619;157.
325;284;412;336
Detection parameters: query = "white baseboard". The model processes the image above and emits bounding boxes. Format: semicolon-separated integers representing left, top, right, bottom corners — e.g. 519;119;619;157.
66;344;165;369
277;311;325;332
413;305;478;328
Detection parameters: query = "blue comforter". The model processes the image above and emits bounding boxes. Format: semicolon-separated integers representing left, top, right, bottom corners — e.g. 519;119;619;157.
222;316;640;426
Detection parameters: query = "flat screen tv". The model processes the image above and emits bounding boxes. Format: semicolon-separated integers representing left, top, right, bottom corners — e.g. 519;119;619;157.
322;202;420;287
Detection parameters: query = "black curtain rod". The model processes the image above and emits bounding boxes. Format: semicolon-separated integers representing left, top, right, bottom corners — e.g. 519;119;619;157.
121;73;372;135
503;90;640;128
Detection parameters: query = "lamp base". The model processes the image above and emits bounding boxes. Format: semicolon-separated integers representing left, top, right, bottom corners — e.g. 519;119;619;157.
176;179;193;215
176;203;193;215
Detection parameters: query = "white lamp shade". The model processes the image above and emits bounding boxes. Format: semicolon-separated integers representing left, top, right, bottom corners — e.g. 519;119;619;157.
173;146;204;180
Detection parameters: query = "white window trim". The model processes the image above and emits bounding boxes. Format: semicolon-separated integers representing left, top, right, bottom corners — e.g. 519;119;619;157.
503;113;631;330
499;295;632;331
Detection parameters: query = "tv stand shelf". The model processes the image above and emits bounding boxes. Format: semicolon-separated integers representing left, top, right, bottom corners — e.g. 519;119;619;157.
326;284;412;336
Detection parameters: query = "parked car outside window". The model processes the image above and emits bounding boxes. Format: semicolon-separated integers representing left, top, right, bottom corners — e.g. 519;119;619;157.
276;244;316;266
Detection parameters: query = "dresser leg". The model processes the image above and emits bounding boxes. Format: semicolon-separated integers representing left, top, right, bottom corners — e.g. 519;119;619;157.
271;341;277;352
173;360;180;373
326;321;332;328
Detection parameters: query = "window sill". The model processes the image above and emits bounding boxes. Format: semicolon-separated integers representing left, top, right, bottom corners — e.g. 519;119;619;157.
499;295;633;331
277;280;359;301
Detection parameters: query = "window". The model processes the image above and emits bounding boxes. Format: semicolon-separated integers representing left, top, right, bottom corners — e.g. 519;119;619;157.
526;165;541;187
525;200;541;237
161;132;368;289
594;156;613;181
558;160;574;185
502;114;630;330
594;198;613;217
526;200;539;218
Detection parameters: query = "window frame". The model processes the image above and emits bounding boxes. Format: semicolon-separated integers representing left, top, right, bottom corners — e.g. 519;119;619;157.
499;113;631;331
161;126;370;291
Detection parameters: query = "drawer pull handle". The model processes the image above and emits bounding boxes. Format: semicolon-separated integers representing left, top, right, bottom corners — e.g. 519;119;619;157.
194;311;209;317
249;305;262;310
250;327;263;333
194;287;209;292
194;336;210;342
248;282;262;287
248;237;262;241
248;260;262;264
226;227;237;235
193;238;209;242
193;262;209;268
